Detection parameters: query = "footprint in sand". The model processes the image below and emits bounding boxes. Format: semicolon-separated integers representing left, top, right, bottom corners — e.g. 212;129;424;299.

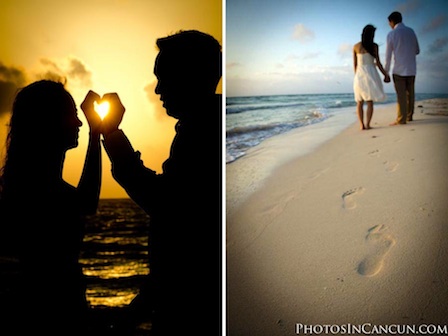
368;149;380;157
342;187;365;210
357;225;395;277
383;161;399;172
260;190;296;218
308;167;330;180
237;190;296;251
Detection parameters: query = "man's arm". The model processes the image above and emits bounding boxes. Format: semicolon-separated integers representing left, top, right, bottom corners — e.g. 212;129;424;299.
101;93;162;214
103;129;162;214
414;30;420;55
384;33;393;74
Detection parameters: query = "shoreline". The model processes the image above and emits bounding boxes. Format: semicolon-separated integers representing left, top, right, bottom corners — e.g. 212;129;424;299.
226;98;448;335
226;102;396;217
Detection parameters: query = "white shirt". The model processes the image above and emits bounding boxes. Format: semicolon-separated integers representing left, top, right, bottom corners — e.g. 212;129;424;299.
385;23;420;76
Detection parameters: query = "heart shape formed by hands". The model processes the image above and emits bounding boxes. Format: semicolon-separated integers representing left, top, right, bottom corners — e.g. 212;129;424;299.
94;101;110;120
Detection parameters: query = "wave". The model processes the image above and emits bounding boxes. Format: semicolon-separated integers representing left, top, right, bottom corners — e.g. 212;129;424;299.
226;97;359;115
325;100;356;109
226;111;329;163
227;111;327;137
226;101;306;114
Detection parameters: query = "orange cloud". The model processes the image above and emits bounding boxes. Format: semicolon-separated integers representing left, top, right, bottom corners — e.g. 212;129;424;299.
36;56;92;88
0;62;27;116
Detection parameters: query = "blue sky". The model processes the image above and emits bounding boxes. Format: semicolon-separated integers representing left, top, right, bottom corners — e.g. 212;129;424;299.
226;0;448;97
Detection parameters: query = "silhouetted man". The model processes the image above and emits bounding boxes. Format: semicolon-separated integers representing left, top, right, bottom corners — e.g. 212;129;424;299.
99;30;222;335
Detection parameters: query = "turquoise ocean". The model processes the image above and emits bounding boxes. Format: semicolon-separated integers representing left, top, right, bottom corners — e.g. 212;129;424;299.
226;93;448;164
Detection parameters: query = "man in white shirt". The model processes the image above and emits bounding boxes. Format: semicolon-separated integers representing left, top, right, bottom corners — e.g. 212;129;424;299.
384;11;420;125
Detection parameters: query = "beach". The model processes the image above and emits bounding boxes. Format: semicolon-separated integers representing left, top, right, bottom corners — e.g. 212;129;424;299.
226;98;448;335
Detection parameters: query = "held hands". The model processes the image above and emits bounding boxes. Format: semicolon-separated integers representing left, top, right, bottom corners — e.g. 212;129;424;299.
81;91;126;138
384;74;391;83
101;93;126;137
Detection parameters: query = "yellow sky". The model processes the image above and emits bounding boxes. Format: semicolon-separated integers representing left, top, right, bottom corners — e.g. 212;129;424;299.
0;0;222;198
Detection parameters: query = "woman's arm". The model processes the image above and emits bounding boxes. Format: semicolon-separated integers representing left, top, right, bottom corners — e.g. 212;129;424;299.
78;91;102;215
353;45;358;73
374;44;390;79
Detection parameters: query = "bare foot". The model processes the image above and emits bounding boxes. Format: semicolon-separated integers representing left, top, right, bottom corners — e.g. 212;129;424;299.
389;121;400;126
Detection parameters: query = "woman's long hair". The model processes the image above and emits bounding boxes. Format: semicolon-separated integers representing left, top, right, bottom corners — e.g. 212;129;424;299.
0;80;70;200
361;24;377;57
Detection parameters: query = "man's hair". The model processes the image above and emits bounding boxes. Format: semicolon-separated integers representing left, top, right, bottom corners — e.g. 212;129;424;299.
388;11;403;24
156;30;222;88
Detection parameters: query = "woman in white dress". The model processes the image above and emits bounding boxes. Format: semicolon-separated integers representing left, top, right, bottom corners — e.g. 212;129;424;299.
353;25;390;130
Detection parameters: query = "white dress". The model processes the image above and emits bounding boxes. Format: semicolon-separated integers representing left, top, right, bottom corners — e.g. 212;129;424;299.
353;53;386;102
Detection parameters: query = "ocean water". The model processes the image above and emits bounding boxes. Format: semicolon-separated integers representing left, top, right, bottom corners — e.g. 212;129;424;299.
81;198;150;309
0;198;151;333
226;92;448;163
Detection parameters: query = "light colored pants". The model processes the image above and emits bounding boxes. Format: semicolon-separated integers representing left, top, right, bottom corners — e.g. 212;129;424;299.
393;74;416;124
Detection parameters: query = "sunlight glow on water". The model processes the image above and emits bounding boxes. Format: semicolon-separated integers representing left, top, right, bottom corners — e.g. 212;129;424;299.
86;288;137;307
82;261;149;279
81;258;149;307
81;199;150;308
80;257;149;307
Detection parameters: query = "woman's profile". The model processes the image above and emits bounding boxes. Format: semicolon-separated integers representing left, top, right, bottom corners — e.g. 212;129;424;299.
353;24;390;130
0;80;102;333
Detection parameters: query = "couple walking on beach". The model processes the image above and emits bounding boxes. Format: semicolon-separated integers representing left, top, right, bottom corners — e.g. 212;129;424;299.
0;29;222;335
353;11;420;130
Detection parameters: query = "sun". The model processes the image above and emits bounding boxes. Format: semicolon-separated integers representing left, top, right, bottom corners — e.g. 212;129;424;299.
94;101;110;120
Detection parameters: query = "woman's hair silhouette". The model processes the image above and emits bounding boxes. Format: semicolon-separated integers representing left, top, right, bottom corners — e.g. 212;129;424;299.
0;79;102;334
1;80;82;198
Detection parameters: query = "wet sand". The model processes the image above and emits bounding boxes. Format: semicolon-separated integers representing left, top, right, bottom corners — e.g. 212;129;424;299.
226;99;448;335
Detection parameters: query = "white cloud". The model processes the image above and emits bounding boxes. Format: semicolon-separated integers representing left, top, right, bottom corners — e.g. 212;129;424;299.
338;43;353;58
226;64;355;96
292;24;315;44
227;62;243;70
286;53;321;62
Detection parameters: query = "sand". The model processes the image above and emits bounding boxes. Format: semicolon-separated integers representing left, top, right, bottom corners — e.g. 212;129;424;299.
226;98;448;335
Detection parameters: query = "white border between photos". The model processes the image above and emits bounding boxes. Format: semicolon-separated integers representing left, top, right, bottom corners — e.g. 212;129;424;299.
221;0;227;335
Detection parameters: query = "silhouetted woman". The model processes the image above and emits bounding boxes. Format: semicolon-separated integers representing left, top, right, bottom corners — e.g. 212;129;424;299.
353;24;390;130
0;80;101;334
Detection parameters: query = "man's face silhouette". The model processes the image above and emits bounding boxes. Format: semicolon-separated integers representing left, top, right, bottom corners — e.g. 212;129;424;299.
154;51;191;120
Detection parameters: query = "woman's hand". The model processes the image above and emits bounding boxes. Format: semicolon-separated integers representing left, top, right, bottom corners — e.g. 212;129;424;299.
81;90;102;135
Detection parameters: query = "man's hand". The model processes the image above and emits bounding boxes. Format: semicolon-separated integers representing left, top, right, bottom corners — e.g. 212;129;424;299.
102;92;126;137
81;90;102;134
